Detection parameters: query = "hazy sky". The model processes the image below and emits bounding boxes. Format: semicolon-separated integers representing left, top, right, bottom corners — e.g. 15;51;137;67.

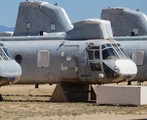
0;0;147;27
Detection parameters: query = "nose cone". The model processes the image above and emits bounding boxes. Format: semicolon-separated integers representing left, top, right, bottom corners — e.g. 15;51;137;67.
115;60;137;75
0;60;22;86
0;60;22;77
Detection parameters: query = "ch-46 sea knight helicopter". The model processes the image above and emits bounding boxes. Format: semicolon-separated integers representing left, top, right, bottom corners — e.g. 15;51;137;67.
0;1;137;101
101;7;147;85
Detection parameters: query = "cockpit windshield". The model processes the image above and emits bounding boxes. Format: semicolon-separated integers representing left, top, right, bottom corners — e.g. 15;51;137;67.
102;43;129;60
102;48;119;59
3;48;14;60
0;47;14;60
87;43;130;60
116;43;130;59
0;47;9;60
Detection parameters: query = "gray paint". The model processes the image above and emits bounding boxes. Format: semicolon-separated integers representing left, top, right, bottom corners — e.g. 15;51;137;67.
0;45;22;86
101;7;147;36
101;7;147;82
2;39;136;85
67;19;113;40
115;37;147;82
13;1;73;36
0;1;137;85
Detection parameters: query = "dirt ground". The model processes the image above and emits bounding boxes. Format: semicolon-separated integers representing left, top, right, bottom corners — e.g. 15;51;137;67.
0;83;147;120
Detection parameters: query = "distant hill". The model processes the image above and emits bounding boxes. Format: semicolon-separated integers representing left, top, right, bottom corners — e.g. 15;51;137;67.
0;25;14;32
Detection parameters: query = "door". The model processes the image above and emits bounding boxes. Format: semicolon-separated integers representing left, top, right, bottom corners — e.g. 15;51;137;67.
61;45;79;79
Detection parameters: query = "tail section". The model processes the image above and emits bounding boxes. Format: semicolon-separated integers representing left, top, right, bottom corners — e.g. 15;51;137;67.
13;1;73;36
101;7;147;36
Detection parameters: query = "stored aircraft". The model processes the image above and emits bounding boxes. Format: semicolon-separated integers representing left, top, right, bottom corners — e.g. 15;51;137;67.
0;1;137;101
101;7;147;84
0;27;137;102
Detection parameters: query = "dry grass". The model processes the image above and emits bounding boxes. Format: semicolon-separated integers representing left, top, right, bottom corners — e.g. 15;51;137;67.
0;83;147;120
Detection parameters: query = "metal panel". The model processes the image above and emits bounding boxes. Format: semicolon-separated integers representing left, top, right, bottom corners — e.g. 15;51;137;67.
132;50;144;65
37;50;50;68
61;45;78;79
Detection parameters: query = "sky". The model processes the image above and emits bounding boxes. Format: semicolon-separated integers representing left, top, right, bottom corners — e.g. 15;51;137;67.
0;0;147;27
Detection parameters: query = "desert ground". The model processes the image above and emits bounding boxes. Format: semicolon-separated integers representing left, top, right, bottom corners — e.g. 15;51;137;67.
0;82;147;120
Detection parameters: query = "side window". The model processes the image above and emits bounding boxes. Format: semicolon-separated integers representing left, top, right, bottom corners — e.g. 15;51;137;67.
90;62;101;71
37;50;50;68
88;51;94;60
132;50;144;65
95;51;100;59
15;54;22;64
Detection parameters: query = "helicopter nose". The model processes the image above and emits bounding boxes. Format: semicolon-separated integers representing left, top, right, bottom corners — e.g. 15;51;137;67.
115;60;137;75
0;60;22;77
0;60;22;86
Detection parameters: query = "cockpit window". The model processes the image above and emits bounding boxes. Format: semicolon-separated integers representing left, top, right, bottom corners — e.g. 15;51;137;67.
88;51;94;60
88;45;101;71
95;51;100;59
117;44;130;59
112;43;125;59
0;47;9;60
106;44;111;47
88;46;100;60
90;46;100;49
102;43;128;59
102;45;105;49
117;43;121;47
102;48;119;59
3;48;14;60
90;62;101;71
